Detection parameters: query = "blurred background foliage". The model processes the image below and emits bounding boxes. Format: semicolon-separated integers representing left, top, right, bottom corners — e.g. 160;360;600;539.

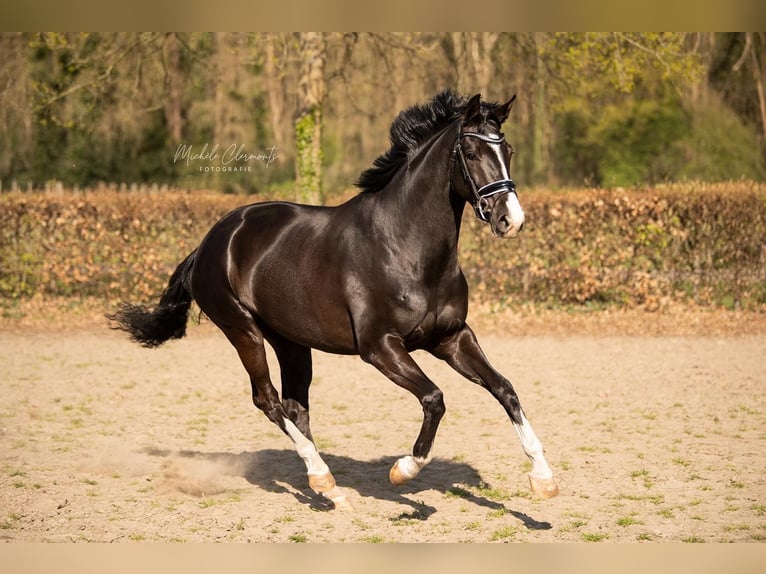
1;32;764;198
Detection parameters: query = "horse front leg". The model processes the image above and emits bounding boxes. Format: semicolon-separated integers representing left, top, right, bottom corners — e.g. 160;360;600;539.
360;333;446;485
431;324;559;499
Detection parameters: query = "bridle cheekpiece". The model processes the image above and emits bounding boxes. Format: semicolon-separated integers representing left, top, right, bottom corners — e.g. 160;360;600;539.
452;126;517;222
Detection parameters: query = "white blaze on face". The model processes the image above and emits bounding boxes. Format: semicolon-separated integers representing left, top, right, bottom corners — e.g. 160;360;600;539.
513;412;553;480
504;192;525;232
489;138;525;233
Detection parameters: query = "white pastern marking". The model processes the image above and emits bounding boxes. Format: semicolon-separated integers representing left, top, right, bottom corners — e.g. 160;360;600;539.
396;455;427;479
283;419;329;476
513;412;553;480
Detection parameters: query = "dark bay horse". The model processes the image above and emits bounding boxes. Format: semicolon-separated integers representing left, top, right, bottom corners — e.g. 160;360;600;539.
109;90;559;508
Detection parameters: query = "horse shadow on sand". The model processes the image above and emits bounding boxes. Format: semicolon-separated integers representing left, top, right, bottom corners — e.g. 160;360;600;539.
143;446;551;530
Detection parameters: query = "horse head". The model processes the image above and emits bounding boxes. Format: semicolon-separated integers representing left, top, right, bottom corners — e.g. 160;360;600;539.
452;93;525;238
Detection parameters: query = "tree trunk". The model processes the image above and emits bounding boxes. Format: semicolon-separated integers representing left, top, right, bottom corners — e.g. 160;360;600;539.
163;33;184;144
531;32;547;184
213;32;245;146
263;33;288;157
750;33;766;140
295;32;326;205
470;32;499;97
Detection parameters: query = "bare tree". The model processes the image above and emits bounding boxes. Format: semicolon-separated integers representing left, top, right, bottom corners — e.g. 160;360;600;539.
263;33;290;156
295;32;326;204
163;33;184;144
733;32;766;139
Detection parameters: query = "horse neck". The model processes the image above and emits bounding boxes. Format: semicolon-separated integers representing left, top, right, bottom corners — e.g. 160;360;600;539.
376;125;464;258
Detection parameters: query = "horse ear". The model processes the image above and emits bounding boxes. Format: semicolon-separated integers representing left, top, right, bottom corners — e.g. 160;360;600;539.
462;93;482;124
495;95;517;124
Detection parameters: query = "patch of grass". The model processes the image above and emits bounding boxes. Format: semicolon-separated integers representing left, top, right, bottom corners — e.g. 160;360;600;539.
562;520;588;531
315;437;335;450
275;516;295;524
490;526;517;541
288;533;308;543
128;533;146;541
465;521;481;531
637;532;654;541
476;481;510;502
630;468;654;489
658;508;675;519
390;509;427;524
672;457;691;467
198;496;220;509
618;493;665;505
723;524;751;532
582;532;609;542
445;486;472;499
351;518;371;530
617;516;643;527
577;445;612;454
360;535;384;543
751;504;766;516
0;513;21;530
682;536;705;543
728;479;745;489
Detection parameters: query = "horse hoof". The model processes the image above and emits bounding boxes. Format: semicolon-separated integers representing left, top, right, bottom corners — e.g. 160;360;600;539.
325;487;354;511
528;474;559;499
389;463;409;486
389;456;424;486
308;471;336;493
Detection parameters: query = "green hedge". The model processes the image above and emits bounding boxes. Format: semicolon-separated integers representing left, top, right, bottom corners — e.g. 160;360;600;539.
1;182;764;311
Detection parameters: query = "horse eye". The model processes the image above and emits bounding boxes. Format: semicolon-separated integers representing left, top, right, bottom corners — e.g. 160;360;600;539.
466;152;478;160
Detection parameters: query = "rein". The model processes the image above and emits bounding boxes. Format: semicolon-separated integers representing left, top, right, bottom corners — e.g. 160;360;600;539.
452;126;517;222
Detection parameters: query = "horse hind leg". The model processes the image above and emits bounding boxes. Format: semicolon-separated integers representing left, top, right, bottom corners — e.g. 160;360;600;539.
214;310;349;508
262;329;315;441
261;329;354;506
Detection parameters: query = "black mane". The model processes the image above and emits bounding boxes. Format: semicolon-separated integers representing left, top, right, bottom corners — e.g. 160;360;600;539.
355;90;468;194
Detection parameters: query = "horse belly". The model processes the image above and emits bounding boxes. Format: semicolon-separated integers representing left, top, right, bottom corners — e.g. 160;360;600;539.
249;253;358;354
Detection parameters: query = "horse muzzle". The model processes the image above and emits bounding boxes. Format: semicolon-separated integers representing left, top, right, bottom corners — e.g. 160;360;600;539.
490;191;525;238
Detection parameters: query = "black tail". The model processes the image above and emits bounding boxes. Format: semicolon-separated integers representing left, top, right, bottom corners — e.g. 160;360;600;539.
107;249;197;348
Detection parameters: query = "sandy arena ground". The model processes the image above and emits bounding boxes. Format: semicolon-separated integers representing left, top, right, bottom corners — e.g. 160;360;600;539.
1;311;764;542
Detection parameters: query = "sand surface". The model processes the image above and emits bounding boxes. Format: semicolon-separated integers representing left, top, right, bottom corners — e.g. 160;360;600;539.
1;317;764;542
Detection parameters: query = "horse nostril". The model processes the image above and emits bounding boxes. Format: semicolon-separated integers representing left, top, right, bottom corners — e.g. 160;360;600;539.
497;215;511;232
518;221;524;233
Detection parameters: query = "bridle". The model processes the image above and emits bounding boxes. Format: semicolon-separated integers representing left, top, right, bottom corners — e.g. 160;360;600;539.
452;125;517;222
